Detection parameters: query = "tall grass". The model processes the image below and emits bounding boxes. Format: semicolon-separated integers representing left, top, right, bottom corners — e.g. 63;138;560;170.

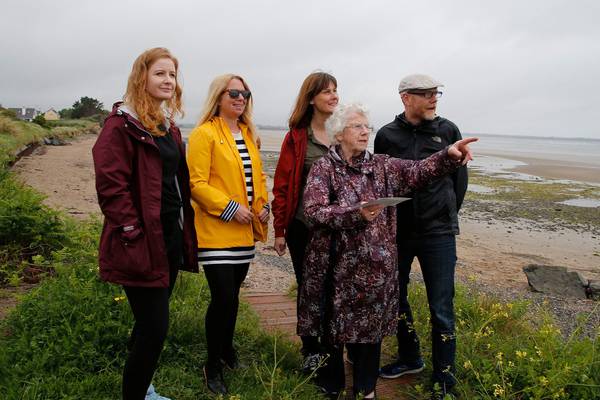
382;283;600;399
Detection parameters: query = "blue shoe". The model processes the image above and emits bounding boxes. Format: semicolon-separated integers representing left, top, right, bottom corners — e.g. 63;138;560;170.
379;359;425;379
146;384;171;400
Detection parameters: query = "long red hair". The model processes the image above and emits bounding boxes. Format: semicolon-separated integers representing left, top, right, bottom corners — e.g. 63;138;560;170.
124;47;183;136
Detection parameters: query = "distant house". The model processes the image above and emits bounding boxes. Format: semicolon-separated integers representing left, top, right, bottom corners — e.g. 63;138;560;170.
44;108;60;120
8;107;41;122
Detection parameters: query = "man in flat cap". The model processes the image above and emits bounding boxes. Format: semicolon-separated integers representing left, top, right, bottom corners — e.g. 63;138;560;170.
375;74;467;399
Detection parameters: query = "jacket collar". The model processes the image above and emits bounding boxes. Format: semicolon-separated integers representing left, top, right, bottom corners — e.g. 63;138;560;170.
395;112;441;133
327;145;373;173
110;101;173;137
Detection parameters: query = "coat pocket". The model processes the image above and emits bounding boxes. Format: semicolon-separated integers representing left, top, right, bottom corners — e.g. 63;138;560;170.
110;228;152;277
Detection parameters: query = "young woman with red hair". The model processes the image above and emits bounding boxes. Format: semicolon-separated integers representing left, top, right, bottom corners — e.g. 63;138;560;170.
92;47;198;400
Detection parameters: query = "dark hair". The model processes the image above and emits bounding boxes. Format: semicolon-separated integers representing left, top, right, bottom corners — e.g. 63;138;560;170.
288;72;337;129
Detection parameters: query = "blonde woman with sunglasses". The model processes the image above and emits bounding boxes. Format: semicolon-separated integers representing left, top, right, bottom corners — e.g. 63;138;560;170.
187;74;269;395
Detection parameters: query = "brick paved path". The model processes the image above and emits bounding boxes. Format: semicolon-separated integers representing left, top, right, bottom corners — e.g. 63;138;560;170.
243;291;415;399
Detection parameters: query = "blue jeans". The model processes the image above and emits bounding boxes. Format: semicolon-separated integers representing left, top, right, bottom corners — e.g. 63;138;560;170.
396;234;457;387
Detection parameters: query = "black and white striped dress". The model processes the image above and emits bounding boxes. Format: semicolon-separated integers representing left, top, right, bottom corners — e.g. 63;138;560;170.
198;132;256;265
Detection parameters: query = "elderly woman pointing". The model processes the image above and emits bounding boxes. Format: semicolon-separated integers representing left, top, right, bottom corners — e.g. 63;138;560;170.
297;103;476;399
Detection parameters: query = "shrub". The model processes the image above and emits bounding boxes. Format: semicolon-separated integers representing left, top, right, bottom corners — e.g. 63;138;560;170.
32;114;48;129
0;173;67;286
0;115;19;136
0;108;18;120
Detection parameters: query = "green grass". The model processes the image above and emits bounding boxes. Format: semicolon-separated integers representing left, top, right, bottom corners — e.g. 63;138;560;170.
0;216;324;399
381;283;600;399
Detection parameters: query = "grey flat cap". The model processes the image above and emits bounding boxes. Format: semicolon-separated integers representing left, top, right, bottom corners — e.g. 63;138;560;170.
398;74;444;93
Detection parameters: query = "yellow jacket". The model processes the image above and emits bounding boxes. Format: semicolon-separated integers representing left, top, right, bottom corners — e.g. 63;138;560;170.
187;117;268;248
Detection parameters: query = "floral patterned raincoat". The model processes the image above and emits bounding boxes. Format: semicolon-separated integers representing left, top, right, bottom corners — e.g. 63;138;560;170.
297;145;460;343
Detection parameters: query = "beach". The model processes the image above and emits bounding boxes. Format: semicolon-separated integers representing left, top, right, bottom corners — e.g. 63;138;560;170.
11;132;600;336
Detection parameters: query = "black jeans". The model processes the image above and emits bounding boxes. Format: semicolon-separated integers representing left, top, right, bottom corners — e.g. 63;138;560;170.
286;218;320;356
203;263;249;367
122;210;182;400
318;341;381;396
396;234;457;387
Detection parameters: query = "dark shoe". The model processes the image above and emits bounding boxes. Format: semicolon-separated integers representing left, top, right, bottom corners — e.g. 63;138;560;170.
302;352;325;374
221;349;247;370
354;389;376;399
316;383;341;399
379;359;425;379
203;365;227;395
430;382;456;400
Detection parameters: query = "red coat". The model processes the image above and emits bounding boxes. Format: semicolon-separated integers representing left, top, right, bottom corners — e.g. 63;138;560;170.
92;103;198;287
271;128;308;237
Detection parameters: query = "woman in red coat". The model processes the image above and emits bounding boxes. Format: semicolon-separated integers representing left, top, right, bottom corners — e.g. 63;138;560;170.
92;47;198;400
271;72;338;372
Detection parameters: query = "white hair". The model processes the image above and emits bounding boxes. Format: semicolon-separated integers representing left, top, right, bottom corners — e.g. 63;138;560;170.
325;103;370;144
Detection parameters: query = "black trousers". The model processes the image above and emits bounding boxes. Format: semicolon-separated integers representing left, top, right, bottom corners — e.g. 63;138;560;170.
203;263;249;366
286;218;320;355
318;341;381;396
122;211;182;400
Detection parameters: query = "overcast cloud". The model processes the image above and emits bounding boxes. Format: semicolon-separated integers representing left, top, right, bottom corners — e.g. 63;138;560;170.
1;0;599;138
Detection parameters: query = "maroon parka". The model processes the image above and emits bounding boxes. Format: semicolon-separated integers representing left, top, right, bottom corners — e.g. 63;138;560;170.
92;102;198;287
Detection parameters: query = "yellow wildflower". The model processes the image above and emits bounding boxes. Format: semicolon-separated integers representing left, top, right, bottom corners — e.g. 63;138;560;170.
493;384;504;397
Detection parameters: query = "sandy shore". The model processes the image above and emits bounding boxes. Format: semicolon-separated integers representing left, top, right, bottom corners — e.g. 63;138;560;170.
478;151;600;183
10;134;600;336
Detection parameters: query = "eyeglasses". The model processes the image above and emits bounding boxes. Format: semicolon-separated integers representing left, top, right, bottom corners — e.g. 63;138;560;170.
225;89;252;99
345;123;373;133
406;90;443;99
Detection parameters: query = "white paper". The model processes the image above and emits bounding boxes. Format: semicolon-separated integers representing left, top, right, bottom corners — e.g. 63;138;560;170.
350;197;412;209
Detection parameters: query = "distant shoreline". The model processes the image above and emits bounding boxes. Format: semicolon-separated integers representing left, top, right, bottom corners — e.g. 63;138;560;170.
182;127;600;184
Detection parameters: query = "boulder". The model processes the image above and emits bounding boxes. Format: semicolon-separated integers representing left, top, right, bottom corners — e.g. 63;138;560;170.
43;136;67;146
589;280;600;300
522;265;588;299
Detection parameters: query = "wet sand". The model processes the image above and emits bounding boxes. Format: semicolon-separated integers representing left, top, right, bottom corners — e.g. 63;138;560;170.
478;152;600;184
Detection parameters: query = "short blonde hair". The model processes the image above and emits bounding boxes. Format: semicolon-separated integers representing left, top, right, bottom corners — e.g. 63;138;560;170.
325;103;369;144
197;74;257;142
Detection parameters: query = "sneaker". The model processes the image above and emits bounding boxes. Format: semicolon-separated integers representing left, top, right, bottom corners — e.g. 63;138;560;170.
379;359;425;379
145;384;171;400
302;353;324;374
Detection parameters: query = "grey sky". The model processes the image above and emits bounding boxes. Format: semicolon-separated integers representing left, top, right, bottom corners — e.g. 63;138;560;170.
1;0;599;138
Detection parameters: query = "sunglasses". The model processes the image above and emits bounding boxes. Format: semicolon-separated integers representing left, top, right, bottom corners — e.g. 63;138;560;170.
225;89;252;99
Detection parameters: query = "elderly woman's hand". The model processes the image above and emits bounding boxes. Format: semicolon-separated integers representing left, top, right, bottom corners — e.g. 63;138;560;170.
448;137;478;165
360;203;384;222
